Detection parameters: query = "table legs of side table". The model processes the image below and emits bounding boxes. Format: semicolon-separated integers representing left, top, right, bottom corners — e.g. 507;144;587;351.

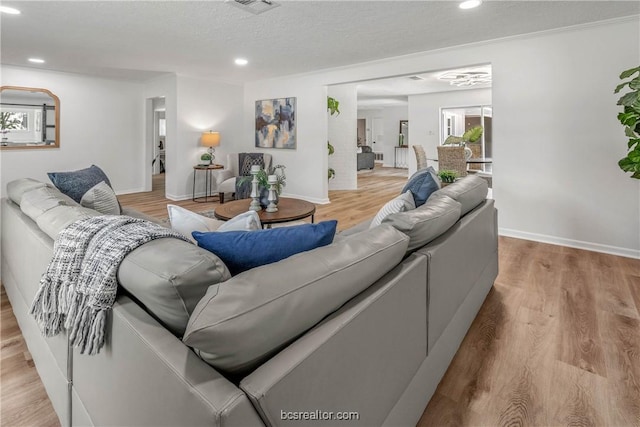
192;169;218;203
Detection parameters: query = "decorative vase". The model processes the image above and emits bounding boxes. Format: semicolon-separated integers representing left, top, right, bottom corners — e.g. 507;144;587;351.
259;187;278;208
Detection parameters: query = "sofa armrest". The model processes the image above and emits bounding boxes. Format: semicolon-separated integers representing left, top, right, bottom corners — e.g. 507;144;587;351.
71;296;263;427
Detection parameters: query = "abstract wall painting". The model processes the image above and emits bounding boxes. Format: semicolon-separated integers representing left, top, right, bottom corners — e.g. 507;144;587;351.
255;97;296;149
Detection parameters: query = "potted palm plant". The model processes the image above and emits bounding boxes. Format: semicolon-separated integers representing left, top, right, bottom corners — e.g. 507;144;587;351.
615;66;640;179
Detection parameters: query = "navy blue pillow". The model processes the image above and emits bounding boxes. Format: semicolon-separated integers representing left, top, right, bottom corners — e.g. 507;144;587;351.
402;166;439;207
192;220;338;276
48;165;113;203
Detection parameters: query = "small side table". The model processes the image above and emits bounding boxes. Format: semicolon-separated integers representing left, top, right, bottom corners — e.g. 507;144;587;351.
192;164;223;203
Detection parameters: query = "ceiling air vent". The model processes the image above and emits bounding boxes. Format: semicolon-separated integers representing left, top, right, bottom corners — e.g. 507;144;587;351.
227;0;280;15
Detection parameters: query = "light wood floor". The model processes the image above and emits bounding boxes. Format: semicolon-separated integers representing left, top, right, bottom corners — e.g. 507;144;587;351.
2;167;639;426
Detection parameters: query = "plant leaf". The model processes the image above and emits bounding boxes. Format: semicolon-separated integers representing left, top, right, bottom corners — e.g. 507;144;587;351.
618;111;640;127
617;91;640;106
462;126;483;143
630;76;640;90
625;127;637;138
629;138;640;149
615;81;630;94
620;66;640;79
619;156;635;172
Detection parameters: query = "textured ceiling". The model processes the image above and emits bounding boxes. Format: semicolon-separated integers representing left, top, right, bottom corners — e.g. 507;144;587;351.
1;1;638;83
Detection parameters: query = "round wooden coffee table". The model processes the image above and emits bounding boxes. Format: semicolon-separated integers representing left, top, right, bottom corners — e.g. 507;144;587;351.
214;197;316;228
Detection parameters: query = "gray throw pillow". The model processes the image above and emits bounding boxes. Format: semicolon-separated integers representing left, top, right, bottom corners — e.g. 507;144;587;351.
80;181;121;215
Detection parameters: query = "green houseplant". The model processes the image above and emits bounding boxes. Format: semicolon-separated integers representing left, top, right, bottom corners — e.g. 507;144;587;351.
615;66;640;179
443;125;483;145
327;97;339;180
438;170;458;183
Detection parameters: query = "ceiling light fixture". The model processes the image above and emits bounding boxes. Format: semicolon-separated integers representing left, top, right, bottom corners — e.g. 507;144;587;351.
235;58;248;66
459;0;482;10
28;58;45;64
438;70;491;87
0;6;21;14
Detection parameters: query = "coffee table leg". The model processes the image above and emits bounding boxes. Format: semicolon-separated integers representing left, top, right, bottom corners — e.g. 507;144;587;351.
312;214;314;223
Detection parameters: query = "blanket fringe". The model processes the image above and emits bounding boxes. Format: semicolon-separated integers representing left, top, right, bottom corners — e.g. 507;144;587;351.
66;294;106;355
29;275;66;337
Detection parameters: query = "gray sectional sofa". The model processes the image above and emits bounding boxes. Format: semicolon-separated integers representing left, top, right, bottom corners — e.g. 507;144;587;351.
0;175;497;427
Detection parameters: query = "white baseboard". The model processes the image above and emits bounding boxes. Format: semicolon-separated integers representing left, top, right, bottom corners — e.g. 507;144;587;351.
280;192;330;205
499;228;640;259
115;187;145;196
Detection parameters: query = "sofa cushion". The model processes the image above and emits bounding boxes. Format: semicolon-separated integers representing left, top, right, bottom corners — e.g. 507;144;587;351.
6;178;48;205
36;205;101;240
382;195;461;252
193;220;337;276
80;181;121;215
370;191;415;228
48;164;114;203
118;239;231;337
20;186;78;221
430;175;488;216
401;166;440;207
183;224;410;375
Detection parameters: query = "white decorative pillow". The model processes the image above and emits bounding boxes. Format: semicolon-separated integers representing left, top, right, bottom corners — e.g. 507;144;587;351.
80;181;121;215
217;210;261;232
167;205;261;243
369;191;416;228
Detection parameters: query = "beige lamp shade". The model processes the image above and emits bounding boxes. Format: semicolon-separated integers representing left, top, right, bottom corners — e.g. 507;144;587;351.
201;131;220;147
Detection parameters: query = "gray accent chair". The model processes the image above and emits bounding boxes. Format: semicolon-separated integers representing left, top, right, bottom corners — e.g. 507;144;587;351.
213;153;273;203
357;145;375;170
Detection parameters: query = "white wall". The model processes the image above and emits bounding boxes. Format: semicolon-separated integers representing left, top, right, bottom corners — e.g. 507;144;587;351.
245;18;640;257
243;78;329;204
0;66;145;196
409;88;491;172
328;84;358;190
170;75;243;200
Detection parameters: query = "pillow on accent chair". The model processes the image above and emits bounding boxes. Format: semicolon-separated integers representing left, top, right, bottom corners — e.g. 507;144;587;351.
370;191;415;228
80;181;121;215
168;205;261;242
48;164;114;203
193;220;337;276
401;166;440;207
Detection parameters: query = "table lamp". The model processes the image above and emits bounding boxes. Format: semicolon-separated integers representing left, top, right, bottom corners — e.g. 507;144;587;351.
201;131;220;165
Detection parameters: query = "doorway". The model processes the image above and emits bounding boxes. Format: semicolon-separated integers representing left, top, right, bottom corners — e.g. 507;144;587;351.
149;97;166;191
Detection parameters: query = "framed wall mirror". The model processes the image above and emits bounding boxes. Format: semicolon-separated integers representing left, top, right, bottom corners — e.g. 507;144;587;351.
0;86;60;150
399;120;408;146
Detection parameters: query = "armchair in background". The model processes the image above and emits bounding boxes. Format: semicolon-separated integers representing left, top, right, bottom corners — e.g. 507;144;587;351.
357;145;375;170
213;153;273;203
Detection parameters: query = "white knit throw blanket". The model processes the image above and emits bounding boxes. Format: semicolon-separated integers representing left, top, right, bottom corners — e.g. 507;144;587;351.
30;215;189;355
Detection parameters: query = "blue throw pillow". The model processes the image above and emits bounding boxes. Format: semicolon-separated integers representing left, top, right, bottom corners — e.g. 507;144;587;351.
402;166;439;207
48;165;113;203
193;220;338;276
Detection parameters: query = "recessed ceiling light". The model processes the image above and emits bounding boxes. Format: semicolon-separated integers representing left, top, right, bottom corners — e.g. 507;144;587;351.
234;58;249;66
0;6;21;14
28;58;45;64
459;0;482;9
